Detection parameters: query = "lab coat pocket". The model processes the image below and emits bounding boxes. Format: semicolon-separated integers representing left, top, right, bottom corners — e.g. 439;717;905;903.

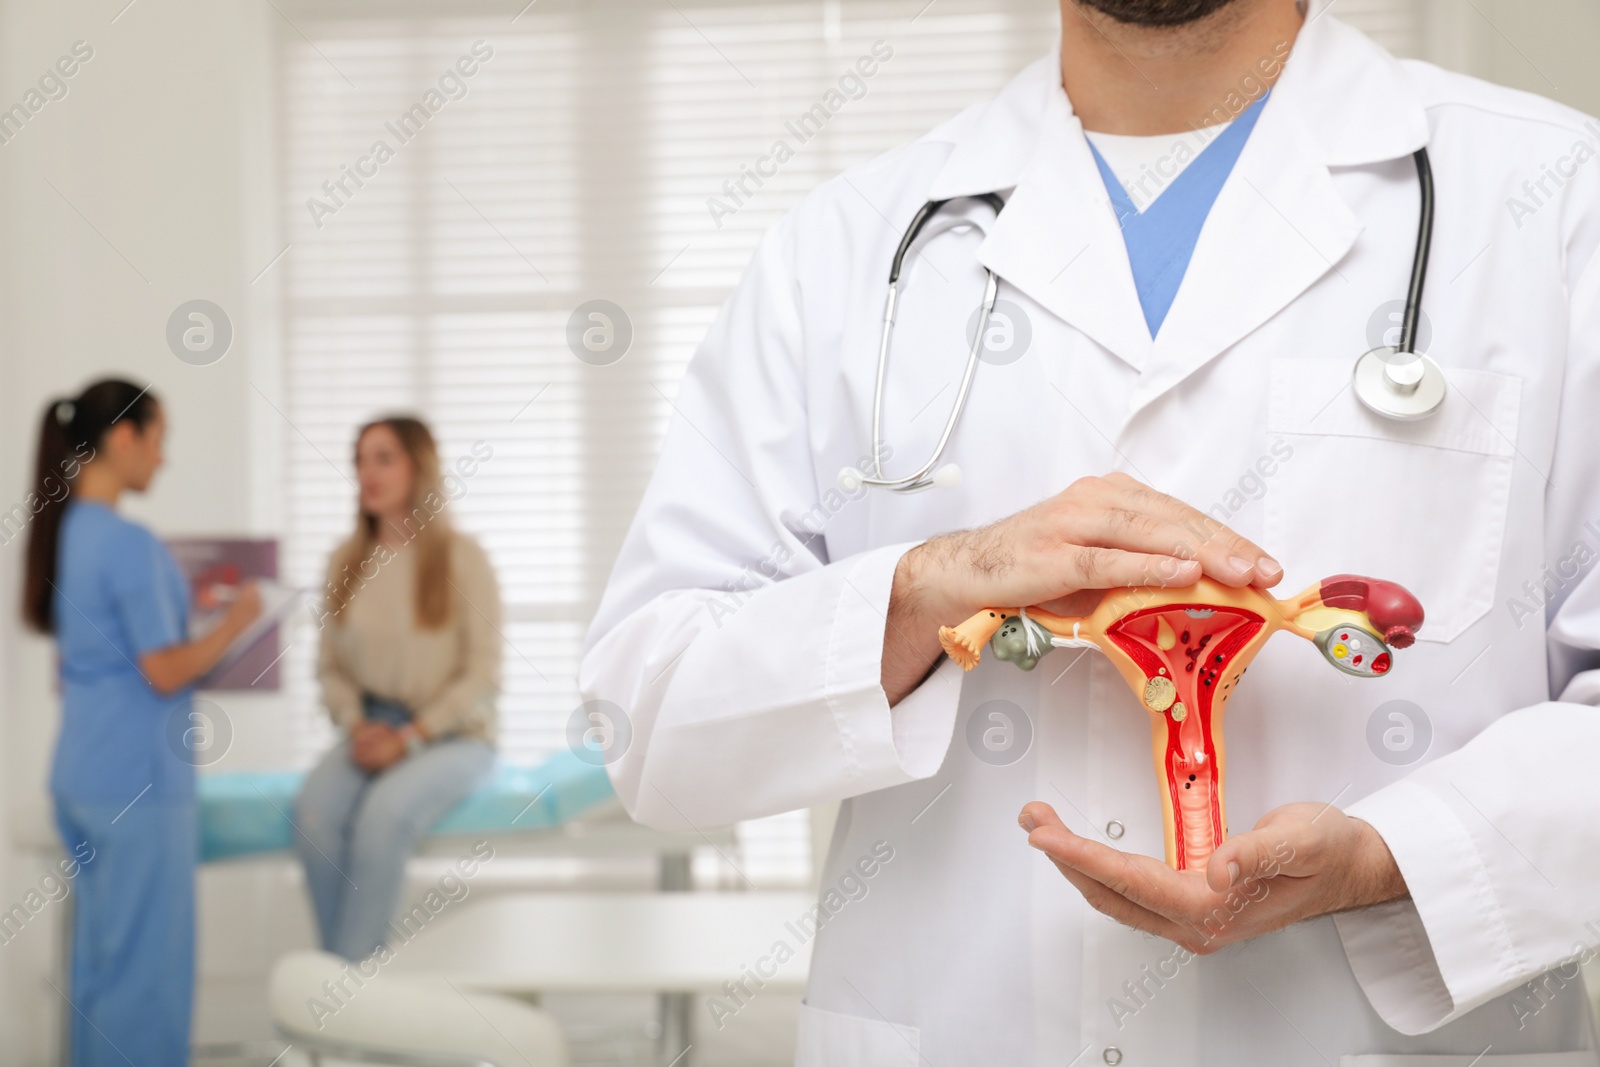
794;999;920;1067
1339;1054;1597;1066
1264;359;1521;645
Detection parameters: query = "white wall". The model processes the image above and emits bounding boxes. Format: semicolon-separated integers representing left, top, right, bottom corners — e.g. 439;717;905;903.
0;0;291;1060
0;0;1597;1061
1425;0;1600;117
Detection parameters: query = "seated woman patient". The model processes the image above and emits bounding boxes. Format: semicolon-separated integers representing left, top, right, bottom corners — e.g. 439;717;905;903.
295;416;501;960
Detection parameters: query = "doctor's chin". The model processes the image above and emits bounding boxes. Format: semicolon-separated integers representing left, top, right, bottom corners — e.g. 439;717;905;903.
6;0;1600;1065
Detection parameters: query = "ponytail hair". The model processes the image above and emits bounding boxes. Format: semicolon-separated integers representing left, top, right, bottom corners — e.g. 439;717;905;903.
22;379;160;633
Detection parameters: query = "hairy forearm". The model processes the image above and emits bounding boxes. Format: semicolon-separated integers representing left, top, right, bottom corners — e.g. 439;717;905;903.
883;541;968;706
1338;817;1411;911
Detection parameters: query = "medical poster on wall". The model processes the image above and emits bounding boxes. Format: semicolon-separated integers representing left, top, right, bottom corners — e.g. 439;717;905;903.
165;537;291;692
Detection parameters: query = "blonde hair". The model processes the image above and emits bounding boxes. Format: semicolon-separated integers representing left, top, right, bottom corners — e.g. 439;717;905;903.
327;416;453;629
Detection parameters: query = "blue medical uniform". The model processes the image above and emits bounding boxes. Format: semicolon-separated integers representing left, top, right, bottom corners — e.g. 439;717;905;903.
1088;92;1270;336
51;500;197;1067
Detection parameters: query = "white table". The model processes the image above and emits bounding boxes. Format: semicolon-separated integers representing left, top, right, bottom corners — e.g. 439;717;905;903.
388;891;815;993
414;798;734;889
388;891;816;1065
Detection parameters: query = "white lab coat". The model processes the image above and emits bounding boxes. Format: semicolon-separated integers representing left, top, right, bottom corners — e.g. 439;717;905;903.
580;4;1600;1064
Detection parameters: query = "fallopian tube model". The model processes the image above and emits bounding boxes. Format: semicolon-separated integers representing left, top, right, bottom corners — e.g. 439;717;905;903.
938;574;1423;871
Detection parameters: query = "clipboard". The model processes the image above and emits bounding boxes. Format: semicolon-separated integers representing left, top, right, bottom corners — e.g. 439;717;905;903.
196;580;308;690
168;537;302;691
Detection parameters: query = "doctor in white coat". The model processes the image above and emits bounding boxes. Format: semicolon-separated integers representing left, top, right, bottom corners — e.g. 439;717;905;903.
581;0;1600;1062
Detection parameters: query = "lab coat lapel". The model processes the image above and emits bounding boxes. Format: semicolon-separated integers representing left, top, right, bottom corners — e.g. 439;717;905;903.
1126;93;1362;422
920;4;1431;434
976;88;1155;376
1125;5;1431;424
925;56;1154;377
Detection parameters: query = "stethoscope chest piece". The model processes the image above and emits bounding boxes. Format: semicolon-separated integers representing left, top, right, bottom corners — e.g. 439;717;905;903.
1352;345;1446;421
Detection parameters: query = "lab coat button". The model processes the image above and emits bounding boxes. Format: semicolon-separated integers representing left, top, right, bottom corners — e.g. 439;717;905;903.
1102;1047;1123;1065
1105;820;1125;840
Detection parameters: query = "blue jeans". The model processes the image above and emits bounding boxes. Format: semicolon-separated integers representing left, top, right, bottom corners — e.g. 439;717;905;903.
54;795;196;1067
293;733;493;960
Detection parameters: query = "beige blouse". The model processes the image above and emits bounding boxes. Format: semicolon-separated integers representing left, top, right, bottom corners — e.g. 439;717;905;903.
317;530;501;743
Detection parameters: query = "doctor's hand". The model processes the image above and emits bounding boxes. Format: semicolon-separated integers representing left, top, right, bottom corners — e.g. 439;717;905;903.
883;472;1282;704
1018;800;1409;954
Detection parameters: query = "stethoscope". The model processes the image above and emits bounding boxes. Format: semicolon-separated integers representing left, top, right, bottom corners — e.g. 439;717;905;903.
1352;149;1445;421
839;149;1443;495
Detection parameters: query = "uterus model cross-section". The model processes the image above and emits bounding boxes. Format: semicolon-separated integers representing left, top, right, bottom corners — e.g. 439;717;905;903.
938;574;1424;871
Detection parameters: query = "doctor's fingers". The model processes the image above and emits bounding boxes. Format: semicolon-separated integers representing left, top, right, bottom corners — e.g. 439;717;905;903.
957;546;1197;613
1205;802;1353;893
1017;800;1067;833
1044;547;1203;599
1026;822;1198;921
1038;847;1216;952
1018;802;1184;909
1067;513;1261;590
1061;474;1282;588
1030;827;1281;953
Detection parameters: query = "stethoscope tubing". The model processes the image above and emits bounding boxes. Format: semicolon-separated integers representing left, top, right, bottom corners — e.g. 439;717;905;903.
863;193;1005;492
1399;148;1434;356
856;146;1438;491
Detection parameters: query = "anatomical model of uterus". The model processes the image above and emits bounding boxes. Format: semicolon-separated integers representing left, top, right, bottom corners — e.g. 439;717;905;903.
939;574;1424;871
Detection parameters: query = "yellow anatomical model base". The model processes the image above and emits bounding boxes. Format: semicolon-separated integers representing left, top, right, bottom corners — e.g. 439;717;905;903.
939;574;1423;871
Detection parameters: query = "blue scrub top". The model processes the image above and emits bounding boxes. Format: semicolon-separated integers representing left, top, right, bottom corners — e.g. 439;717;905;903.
1088;92;1270;337
51;500;195;803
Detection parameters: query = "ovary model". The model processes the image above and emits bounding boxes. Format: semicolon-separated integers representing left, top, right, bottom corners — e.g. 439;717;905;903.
938;574;1424;871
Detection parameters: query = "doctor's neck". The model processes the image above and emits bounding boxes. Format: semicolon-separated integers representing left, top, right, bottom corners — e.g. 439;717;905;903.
1061;0;1304;135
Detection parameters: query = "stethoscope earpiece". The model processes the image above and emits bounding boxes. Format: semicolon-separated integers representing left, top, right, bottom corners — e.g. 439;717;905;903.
839;462;961;495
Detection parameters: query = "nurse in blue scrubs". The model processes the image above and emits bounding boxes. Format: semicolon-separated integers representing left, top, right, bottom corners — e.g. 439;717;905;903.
21;379;261;1067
